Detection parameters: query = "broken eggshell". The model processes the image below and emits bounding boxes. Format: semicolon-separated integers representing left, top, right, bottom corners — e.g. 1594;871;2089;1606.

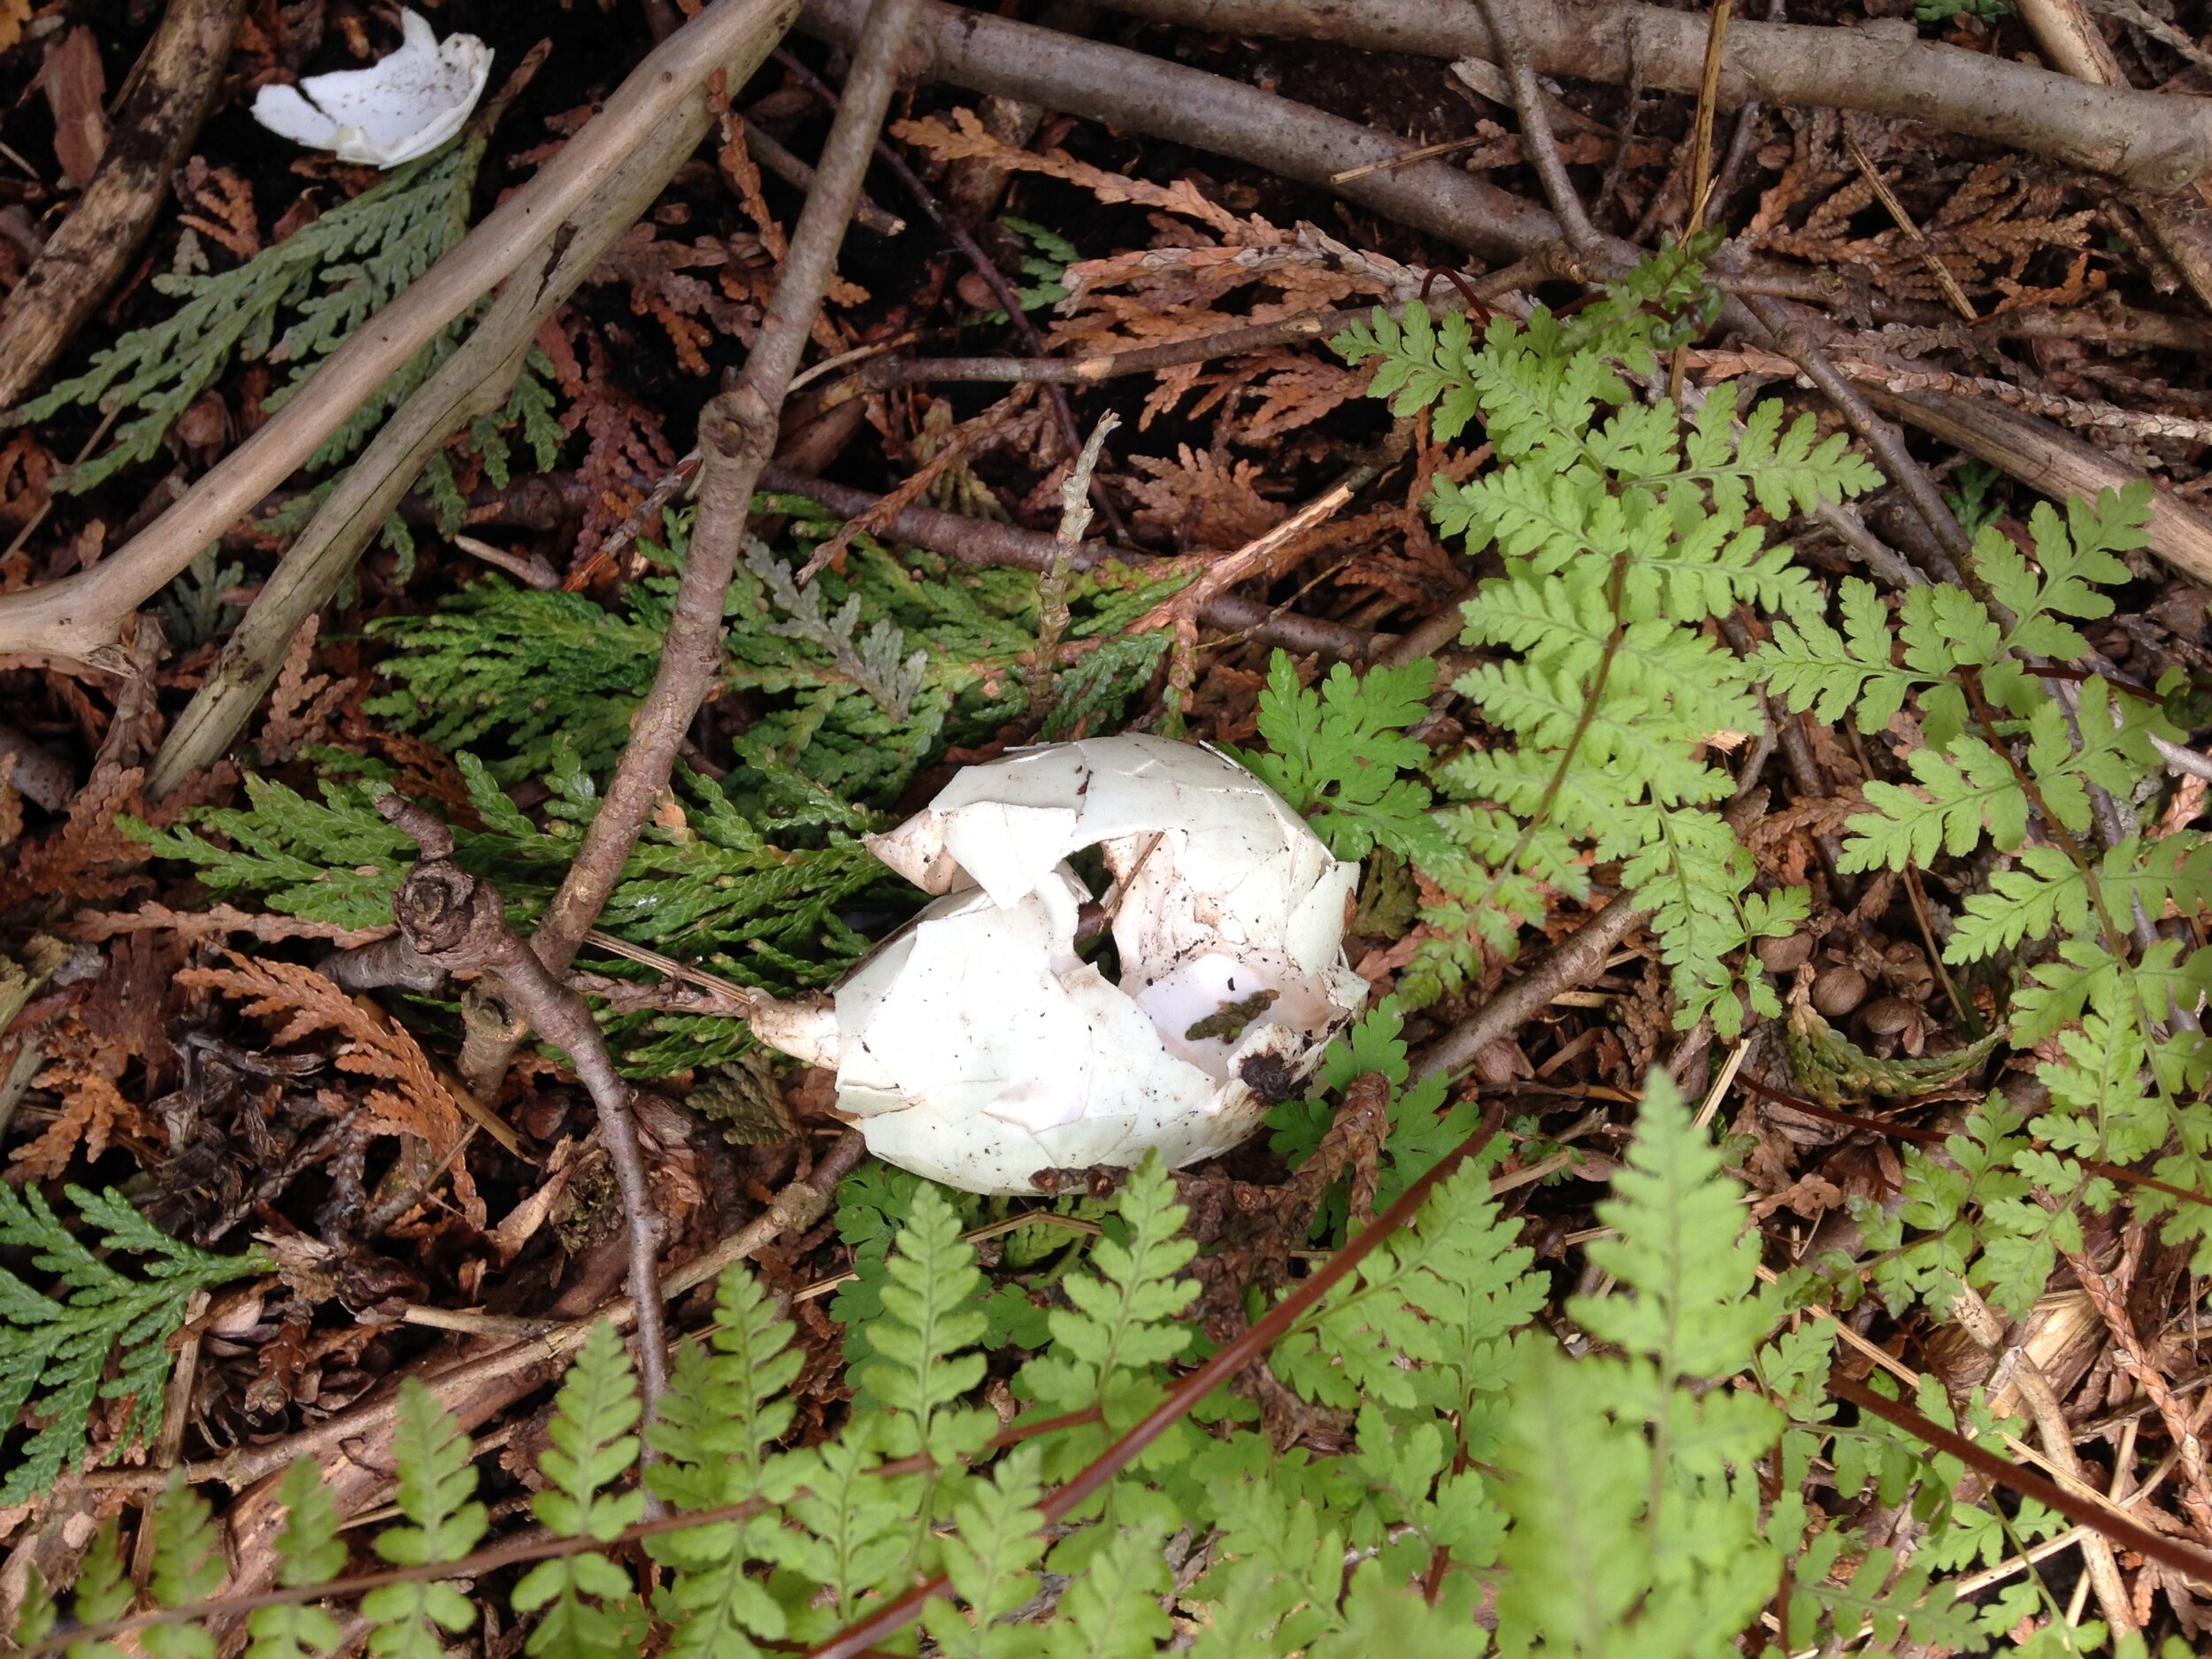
751;735;1366;1194
251;10;491;169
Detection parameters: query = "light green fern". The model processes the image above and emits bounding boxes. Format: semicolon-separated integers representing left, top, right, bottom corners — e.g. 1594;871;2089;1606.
1339;243;1875;1035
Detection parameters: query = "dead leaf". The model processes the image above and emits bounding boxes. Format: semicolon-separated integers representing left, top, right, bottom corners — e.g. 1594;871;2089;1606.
38;28;108;189
12;1020;146;1181
0;0;30;55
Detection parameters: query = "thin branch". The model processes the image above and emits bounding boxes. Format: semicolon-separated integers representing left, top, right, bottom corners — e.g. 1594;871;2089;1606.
1475;0;1603;264
741;119;907;236
530;0;923;982
1090;0;2212;191
1862;381;2212;590
798;0;1559;263
1410;896;1648;1084
375;796;673;1417
1735;290;1975;570
1830;1372;2212;1586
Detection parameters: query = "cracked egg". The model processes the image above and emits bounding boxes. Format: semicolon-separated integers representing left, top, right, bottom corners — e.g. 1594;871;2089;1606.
749;734;1367;1194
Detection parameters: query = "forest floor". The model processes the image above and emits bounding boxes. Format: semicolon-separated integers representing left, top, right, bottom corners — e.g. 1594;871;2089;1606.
4;0;2212;1653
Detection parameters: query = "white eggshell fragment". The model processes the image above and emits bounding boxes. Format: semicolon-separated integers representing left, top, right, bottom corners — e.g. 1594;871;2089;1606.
786;734;1366;1194
251;10;491;169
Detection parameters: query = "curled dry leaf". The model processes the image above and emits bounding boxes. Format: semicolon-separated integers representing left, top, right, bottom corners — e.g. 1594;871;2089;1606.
251;9;490;169
750;735;1365;1194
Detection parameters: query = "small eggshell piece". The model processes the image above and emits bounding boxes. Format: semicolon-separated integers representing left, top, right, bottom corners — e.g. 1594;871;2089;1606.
251;10;491;168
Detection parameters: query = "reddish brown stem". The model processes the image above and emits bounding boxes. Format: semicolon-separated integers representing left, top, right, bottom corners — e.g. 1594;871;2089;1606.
1829;1372;2212;1585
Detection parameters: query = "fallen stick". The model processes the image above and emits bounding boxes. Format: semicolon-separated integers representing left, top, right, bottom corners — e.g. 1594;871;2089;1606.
0;0;246;412
1866;385;2212;588
1098;0;2212;193
144;15;788;797
0;0;803;669
1410;897;1648;1084
799;0;1559;262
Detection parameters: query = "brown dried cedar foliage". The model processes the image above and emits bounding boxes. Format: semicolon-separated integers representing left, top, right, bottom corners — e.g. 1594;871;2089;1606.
176;954;464;1150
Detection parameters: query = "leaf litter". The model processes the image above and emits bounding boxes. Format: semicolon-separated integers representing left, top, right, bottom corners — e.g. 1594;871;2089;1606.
0;2;2210;1652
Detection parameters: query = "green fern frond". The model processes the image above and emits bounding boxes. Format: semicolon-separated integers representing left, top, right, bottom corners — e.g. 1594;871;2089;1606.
68;1517;133;1659
142;1473;227;1659
921;1446;1049;1659
245;1463;347;1659
856;1183;996;1471
1019;1151;1197;1479
361;1380;488;1659
514;1322;647;1659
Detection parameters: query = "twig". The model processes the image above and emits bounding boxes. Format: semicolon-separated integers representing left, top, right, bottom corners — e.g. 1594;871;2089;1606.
1410;896;1648;1083
741;119;906;236
0;0;802;665
1118;475;1364;639
0;0;246;411
770;44;1135;548
528;0;923;990
1840;126;1976;323
375;795;673;1419
1667;0;1731;403
796;386;1031;581
2067;1241;2212;1541
1862;382;2212;588
1473;0;1604;265
1830;1373;2212;1588
1682;0;1733;236
1092;0;2212;191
